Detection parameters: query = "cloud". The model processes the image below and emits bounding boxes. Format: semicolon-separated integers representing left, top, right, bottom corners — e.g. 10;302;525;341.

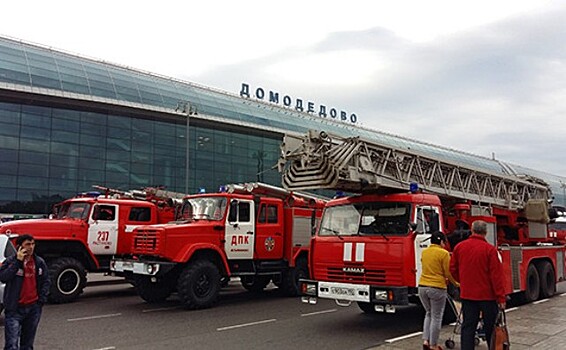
195;6;566;176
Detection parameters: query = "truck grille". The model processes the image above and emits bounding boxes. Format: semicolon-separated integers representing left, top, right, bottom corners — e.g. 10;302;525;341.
323;266;403;285
133;229;159;253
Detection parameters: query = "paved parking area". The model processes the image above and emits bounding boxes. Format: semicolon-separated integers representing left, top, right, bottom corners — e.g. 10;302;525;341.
369;293;566;349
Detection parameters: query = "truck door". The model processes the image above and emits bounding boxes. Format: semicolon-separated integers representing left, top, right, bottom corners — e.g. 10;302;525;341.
255;202;284;259
414;205;442;283
225;199;255;259
88;204;119;255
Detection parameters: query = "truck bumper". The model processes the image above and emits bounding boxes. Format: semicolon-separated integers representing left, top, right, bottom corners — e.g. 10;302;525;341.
299;279;409;308
110;258;175;276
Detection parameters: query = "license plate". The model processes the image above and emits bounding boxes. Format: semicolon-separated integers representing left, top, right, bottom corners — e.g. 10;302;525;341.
330;287;355;296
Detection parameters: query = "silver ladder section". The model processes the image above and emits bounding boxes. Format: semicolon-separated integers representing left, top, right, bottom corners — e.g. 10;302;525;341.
226;182;327;203
277;130;550;209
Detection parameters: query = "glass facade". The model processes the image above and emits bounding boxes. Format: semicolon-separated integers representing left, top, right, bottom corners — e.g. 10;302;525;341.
0;101;281;213
0;35;565;214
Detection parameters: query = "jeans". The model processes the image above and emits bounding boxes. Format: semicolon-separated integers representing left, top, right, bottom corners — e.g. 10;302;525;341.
4;303;43;350
418;286;447;346
461;299;498;350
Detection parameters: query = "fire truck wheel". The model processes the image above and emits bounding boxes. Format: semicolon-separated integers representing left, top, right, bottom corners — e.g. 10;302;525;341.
177;260;221;309
240;275;271;292
48;257;87;304
445;339;456;349
522;263;540;303
281;258;309;296
134;275;175;303
537;261;556;298
357;302;378;314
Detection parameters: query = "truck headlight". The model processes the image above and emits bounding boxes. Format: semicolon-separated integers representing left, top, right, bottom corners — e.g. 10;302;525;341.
375;290;388;301
301;282;317;296
146;264;157;275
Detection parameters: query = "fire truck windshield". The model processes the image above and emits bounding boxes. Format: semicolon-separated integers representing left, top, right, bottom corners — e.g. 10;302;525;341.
58;202;91;220
549;220;566;231
181;197;227;221
319;202;411;236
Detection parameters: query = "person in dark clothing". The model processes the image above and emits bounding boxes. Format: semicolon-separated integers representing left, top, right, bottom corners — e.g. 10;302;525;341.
0;234;50;350
449;220;506;350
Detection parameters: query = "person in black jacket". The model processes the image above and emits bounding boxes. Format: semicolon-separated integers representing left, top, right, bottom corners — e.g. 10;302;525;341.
0;234;50;350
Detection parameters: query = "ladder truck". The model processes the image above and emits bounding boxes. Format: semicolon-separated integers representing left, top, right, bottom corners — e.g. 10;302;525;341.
278;130;566;314
110;182;326;309
0;185;185;303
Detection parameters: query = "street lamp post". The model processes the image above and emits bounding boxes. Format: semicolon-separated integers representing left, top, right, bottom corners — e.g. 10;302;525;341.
176;101;197;194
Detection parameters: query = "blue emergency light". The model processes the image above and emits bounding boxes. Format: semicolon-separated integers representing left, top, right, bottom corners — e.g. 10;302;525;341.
334;191;345;198
409;182;419;193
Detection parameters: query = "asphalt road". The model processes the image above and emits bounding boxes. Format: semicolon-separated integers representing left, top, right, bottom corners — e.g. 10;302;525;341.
2;278;565;349
0;279;425;350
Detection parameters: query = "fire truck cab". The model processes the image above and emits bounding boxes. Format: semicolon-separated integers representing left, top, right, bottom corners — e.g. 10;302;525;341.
111;183;326;309
278;130;566;315
0;186;183;303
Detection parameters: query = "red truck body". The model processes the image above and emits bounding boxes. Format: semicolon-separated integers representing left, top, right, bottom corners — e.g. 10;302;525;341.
300;191;566;313
111;183;326;309
0;188;181;303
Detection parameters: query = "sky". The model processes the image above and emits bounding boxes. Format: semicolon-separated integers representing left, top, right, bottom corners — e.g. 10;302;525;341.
2;0;566;177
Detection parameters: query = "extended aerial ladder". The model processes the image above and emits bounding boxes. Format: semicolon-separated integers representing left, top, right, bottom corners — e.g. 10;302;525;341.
91;185;186;207
226;182;328;204
278;130;551;210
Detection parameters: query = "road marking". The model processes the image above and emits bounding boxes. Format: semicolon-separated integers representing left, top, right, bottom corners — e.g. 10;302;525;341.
560;293;566;297
67;313;122;322
142;306;181;313
301;309;337;317
92;347;116;350
217;319;277;331
533;299;549;304
385;331;422;343
505;307;518;312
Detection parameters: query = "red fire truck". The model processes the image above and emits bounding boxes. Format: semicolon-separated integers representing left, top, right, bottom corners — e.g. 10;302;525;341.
110;182;326;309
0;186;184;303
278;130;566;314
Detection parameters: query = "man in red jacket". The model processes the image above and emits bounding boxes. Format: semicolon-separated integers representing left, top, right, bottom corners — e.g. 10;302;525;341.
450;220;506;350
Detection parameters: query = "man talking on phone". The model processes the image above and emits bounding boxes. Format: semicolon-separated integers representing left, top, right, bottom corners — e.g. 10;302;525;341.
0;234;50;350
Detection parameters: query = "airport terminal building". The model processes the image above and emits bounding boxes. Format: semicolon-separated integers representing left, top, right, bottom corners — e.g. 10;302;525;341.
0;35;565;215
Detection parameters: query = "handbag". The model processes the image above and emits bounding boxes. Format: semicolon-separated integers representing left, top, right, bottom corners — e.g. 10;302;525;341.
490;309;510;350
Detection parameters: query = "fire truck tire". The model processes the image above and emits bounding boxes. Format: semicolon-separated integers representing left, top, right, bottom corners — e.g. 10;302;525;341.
48;257;87;304
240;275;271;292
134;275;175;303
522;263;540;303
537;261;556;299
177;260;221;309
280;258;309;296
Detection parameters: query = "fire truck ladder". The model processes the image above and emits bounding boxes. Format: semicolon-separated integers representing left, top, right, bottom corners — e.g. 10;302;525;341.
226;182;328;203
92;185;186;205
278;130;551;209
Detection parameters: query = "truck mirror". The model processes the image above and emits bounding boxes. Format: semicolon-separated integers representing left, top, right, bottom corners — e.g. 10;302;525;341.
408;222;418;233
228;200;238;222
311;210;317;236
92;206;100;220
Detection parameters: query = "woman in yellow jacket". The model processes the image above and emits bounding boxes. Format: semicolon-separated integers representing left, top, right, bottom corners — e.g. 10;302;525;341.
418;231;459;350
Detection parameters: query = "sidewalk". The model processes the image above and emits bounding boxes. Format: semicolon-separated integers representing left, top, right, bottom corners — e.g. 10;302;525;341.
370;293;566;349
